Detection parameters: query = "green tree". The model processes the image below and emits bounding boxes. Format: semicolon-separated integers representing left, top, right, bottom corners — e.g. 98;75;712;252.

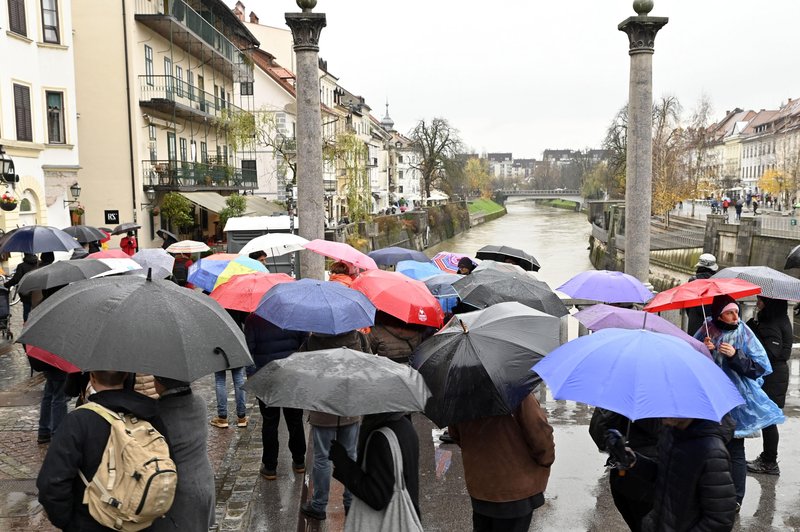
464;157;492;197
324;132;372;223
218;194;247;230
161;192;194;233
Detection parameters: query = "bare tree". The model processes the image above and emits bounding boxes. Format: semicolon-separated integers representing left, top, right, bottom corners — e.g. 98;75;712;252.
682;95;716;217
652;96;691;218
409;118;464;200
602;105;628;199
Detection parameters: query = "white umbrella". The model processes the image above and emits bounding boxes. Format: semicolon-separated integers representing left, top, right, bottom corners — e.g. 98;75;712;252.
91;258;143;278
132;248;175;278
165;240;210;254
238;233;309;258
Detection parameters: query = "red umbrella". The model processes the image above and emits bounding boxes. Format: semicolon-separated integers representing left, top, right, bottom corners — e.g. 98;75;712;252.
26;345;80;373
88;249;130;259
303;239;378;271
351;269;445;327
209;272;295;312
644;278;761;313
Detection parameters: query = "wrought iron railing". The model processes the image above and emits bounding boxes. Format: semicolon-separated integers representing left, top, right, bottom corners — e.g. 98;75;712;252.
139;76;245;121
142;160;257;189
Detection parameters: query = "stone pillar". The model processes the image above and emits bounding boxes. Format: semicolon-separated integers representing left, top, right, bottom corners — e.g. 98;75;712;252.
734;217;756;267
703;214;725;257
285;1;326;280
618;1;667;282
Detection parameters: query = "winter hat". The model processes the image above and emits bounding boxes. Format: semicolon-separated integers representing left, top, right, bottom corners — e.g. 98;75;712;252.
457;256;476;272
710;294;738;320
695;253;718;272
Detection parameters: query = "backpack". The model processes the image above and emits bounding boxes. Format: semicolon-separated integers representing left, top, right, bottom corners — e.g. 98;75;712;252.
77;402;177;531
172;260;188;287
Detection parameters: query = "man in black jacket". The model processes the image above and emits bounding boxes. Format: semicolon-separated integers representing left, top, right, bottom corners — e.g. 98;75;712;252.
684;253;718;335
37;371;164;531
4;252;39;322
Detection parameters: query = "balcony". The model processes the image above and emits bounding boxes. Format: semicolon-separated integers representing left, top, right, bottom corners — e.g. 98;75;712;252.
139;75;245;124
142;159;257;191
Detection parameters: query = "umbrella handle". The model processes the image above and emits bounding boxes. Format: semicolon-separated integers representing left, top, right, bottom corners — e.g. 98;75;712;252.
214;347;230;366
459;319;468;333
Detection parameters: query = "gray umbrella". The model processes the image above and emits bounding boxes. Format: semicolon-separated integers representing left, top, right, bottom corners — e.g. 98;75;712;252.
18;259;112;294
111;222;141;235
17;275;251;381
453;269;569;317
712;266;800;300
243;347;431;416
130;248;175;279
62;225;106;244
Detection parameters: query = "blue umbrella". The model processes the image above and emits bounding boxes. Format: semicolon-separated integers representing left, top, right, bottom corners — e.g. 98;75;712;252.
188;256;267;292
396;260;442;280
532;328;744;422
0;225;82;254
423;273;462;313
368;247;430;266
255;279;376;335
557;270;654;304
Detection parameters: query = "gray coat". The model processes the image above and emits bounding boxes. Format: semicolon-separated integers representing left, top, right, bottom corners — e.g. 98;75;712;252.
152;389;215;531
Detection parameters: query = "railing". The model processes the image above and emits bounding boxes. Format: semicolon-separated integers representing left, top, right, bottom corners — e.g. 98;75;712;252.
139;76;244;120
757;216;800;239
497;189;581;196
142;160;257;189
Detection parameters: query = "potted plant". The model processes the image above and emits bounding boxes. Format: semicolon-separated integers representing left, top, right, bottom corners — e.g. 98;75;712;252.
0;192;18;211
72;203;85;217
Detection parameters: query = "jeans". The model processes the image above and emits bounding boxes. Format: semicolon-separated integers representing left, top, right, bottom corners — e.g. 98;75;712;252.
39;370;68;438
259;401;305;470
310;423;359;513
22;299;32;323
727;437;746;503
214;367;246;418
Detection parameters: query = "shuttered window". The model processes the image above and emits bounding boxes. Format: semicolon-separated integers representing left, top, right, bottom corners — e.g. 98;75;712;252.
13;84;33;142
8;0;27;36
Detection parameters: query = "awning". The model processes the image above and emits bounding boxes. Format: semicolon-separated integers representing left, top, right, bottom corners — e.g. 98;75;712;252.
245;196;284;216
179;192;284;216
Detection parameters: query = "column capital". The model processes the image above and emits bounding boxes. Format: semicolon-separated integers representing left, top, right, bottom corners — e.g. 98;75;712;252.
618;16;668;55
285;12;327;52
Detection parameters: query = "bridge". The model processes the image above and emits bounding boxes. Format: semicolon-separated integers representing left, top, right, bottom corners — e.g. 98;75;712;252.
493;189;585;208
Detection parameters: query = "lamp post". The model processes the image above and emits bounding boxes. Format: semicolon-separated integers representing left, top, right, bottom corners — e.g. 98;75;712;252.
63;182;82;207
140;186;156;209
0;146;19;184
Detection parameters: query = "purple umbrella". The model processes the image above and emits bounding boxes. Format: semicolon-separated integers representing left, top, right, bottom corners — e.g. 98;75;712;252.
557;270;654;304
573;303;711;359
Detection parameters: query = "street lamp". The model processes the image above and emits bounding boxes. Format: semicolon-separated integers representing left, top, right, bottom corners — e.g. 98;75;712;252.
63;182;82;207
140;186;156;209
0;145;19;184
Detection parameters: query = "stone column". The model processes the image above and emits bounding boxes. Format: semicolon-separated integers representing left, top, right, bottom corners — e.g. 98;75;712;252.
285;1;326;280
618;1;667;282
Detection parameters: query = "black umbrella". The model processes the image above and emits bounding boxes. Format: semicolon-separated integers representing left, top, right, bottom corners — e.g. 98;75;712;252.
785;244;800;270
156;229;178;243
62;225;107;244
368;247;430;267
18;259;112;294
453;269;569;317
17;274;252;381
243;347;430;416
110;222;141;235
412;302;560;427
0;225;82;254
476;245;541;272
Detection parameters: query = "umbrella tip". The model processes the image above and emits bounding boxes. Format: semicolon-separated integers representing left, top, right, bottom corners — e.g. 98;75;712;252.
146;267;152;282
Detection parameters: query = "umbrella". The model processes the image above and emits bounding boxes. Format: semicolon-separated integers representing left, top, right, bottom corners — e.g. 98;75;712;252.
0;225;82;254
453;269;569;317
423;272;462;314
156;229;178;243
90;258;143;277
88;249;130;259
131;248;175;280
165;240;210;254
785;244;800;270
396;260;443;280
110;222;141;235
188;256;267;292
412;301;561;427
476;245;540;272
573;303;711;358
213;257;268;289
62;225;106;244
243;347;431;416
711;266;800;301
303;239;378;271
351;269;445;327
557;270;654;304
431;251;471;274
368;247;430;267
532;328;744;422
209;272;295;312
238;233;309;258
17;275;252;381
18;259;112;294
26;345;80;373
643;278;761;313
472;260;528;276
255;279;376;335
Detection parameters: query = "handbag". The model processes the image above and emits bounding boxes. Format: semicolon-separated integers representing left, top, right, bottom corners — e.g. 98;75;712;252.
344;427;424;532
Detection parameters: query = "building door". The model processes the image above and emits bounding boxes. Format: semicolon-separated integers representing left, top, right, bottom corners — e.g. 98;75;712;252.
164;57;173;99
197;75;205;112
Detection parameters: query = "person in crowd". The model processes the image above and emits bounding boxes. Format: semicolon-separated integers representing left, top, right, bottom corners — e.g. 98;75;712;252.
210;366;248;429
151;375;215;531
329;260;356;287
248;250;269;267
4;252;39;322
746;296;792;476
171;253;193;288
722;198;730;216
734;198;744;221
457;256;476;275
37;371;164;531
624;416;737;530
299;328;371;521
244;313;308;480
330;411;421;520
87;241;101;254
120;231;137;256
695;295;784;510
449;391;555;532
684;253;718;335
369;311;434;365
752;199;759;215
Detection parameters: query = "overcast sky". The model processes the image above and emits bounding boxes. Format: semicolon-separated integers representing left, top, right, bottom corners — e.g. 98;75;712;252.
235;1;800;159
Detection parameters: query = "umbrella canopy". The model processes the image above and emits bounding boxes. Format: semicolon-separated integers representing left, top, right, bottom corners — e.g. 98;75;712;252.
644;278;761;313
396;260;443;281
238;233;309;258
26;345;80;373
18;259;112;295
351;269;445;327
573;303;711;358
711;266;800;301
188;256;267;292
110;222;141;235
412;302;561;427
209;272;294;312
368;247;430;267
156;229;178;243
431;251;471;274
472;260;528;276
17;275;252;381
785;244;800;270
255;279;376;335
0;225;82;254
62;225;106;244
422;272;462;314
303;239;378;271
165;240;210;254
243;347;431;416
532;328;744;422
132;248;175;280
213;257;268;289
557;270;654;304
453;269;569;317
88;249;130;259
91;258;143;277
476;245;540;272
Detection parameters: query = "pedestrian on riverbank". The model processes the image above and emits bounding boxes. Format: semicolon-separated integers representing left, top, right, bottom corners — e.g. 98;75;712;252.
329;260;357;287
684;253;718;335
752;200;759;215
745;296;791;476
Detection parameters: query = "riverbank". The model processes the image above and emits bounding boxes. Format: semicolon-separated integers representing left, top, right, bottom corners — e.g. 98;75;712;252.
539;198;581;211
468;198;507;225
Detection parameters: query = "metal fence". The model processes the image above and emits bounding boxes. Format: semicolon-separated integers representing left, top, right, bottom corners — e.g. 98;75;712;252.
757;216;800;239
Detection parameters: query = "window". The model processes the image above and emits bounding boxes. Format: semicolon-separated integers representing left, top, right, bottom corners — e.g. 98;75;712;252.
220;89;226;110
167;132;176;163
179;137;187;162
187;71;194;101
8;0;26;36
148;125;157;161
46;91;65;144
214;85;219;110
41;0;59;43
144;45;154;86
190;140;196;162
241;160;256;182
164;57;172;97
13;84;33;142
175;66;183;97
240;82;253;96
200;142;207;163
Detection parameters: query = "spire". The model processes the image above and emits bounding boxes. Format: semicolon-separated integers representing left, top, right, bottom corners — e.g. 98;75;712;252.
381;99;395;131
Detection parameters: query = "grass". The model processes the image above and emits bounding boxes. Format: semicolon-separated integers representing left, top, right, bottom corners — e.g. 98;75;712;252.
468;198;505;215
541;199;579;209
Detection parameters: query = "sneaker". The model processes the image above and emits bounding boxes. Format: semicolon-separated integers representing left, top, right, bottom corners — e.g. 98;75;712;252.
209;416;229;428
259;465;277;480
746;455;780;475
300;502;326;521
292;461;306;474
438;430;454;444
237;416;248;428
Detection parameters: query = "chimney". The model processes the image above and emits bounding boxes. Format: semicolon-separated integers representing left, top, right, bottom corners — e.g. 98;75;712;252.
233;1;245;21
249;11;259;24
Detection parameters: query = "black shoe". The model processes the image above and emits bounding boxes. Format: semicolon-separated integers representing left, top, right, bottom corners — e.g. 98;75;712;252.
259;465;277;480
747;455;780;475
438;430;454;444
300;502;326;521
37;434;51;444
292;461;306;474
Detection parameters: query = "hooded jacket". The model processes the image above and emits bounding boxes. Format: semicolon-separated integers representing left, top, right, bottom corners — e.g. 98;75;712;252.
746;298;792;407
4;253;38;303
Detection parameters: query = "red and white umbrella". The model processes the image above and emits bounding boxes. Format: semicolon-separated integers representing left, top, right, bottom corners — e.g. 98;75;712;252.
165;240;210;254
351;269;445;327
303;239;378;271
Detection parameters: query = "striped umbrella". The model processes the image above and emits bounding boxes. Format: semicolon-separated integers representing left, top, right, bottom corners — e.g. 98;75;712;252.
711;266;800;301
188;256;267;292
165;240;210;254
432;252;472;274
